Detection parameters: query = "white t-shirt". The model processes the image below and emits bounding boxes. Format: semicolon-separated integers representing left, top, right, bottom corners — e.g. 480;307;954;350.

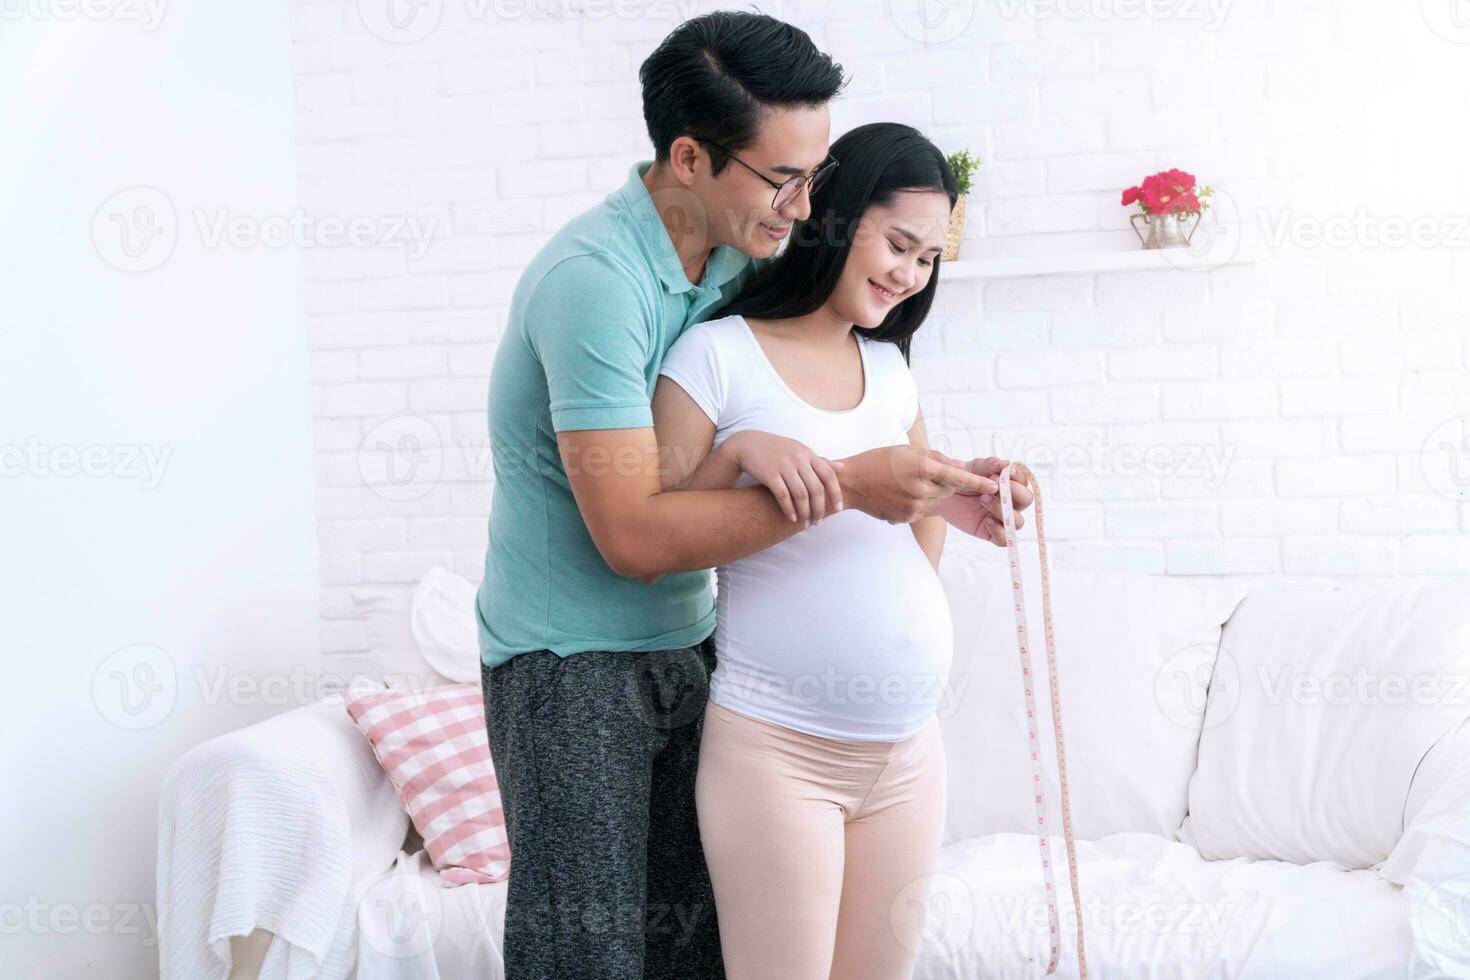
658;314;954;742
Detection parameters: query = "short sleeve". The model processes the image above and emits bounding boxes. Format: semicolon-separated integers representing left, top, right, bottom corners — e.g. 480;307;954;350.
658;323;728;427
525;254;656;432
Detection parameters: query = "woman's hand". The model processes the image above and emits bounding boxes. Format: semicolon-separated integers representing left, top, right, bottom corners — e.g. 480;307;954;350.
933;454;1029;547
723;430;846;527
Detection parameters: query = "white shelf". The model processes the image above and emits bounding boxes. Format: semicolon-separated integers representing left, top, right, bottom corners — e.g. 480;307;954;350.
940;228;1261;280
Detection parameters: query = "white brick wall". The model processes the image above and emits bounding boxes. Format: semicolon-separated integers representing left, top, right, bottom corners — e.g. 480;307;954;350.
288;0;1470;663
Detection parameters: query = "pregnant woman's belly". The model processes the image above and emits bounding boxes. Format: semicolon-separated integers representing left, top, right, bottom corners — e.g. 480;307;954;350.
710;509;955;742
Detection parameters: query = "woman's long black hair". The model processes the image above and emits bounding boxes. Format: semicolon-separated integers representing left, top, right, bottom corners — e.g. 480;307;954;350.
714;122;958;364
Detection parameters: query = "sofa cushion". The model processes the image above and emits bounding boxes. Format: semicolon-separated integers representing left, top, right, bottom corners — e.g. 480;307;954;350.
909;832;1412;979
1180;581;1470;869
344;683;511;886
410;565;481;684
937;552;1249;843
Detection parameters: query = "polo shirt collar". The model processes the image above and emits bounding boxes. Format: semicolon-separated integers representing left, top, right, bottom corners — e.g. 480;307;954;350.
617;159;749;296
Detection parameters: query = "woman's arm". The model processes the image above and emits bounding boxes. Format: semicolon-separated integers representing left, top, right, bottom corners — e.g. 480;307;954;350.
652;376;846;525
907;405;947;571
651;376;738;492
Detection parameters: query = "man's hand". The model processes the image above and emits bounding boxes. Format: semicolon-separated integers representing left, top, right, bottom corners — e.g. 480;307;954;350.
837;445;996;524
934;455;1034;547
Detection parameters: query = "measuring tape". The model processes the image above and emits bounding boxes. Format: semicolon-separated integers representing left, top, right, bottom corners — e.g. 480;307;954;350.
997;461;1088;977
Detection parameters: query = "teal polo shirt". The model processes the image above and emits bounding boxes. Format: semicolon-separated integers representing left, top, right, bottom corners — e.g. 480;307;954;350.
477;160;764;669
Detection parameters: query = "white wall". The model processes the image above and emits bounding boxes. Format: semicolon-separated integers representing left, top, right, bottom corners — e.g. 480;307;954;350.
0;3;318;976
284;0;1470;674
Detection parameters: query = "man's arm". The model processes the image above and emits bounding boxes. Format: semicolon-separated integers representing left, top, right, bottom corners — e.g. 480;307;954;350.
559;425;807;579
563;424;997;578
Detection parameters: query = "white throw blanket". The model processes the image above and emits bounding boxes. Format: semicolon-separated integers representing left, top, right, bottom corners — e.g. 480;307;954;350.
156;695;409;979
1384;716;1470;979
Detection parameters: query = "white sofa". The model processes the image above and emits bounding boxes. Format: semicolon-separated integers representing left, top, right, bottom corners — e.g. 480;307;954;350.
157;551;1470;979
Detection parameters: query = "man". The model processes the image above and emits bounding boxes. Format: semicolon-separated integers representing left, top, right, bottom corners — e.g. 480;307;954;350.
476;11;1031;979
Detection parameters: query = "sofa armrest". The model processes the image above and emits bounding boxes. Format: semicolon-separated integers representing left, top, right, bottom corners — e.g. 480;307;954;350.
157;694;411;980
1383;716;1470;979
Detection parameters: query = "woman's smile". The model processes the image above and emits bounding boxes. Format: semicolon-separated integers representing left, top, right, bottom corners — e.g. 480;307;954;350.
868;279;899;304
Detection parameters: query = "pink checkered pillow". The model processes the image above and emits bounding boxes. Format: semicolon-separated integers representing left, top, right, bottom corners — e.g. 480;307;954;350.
344;682;510;886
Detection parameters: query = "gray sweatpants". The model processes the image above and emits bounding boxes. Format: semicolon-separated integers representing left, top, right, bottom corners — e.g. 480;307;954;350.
480;633;725;980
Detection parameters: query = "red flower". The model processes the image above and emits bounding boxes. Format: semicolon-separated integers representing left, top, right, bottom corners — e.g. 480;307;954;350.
1162;168;1196;190
1139;173;1171;211
1126;168;1201;214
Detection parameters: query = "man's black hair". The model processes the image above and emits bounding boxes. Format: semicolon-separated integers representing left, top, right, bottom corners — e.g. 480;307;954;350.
639;11;848;175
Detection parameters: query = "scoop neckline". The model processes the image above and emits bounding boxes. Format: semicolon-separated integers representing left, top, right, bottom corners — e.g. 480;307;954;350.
736;315;871;416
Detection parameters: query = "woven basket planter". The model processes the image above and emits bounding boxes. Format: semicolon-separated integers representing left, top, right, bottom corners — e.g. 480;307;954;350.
942;193;968;261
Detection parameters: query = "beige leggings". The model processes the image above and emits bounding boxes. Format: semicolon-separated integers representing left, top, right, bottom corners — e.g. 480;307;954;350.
694;698;948;980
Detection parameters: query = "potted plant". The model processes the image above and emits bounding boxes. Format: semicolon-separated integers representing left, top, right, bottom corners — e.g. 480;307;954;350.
943;149;979;261
1121;168;1214;249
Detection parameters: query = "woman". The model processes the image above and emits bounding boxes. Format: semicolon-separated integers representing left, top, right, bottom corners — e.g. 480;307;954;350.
651;122;976;979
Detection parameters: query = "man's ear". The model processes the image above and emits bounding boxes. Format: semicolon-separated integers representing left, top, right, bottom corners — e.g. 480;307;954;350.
665;136;705;186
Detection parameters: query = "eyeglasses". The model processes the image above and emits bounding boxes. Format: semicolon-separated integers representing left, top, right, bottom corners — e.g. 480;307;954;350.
698;137;838;211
